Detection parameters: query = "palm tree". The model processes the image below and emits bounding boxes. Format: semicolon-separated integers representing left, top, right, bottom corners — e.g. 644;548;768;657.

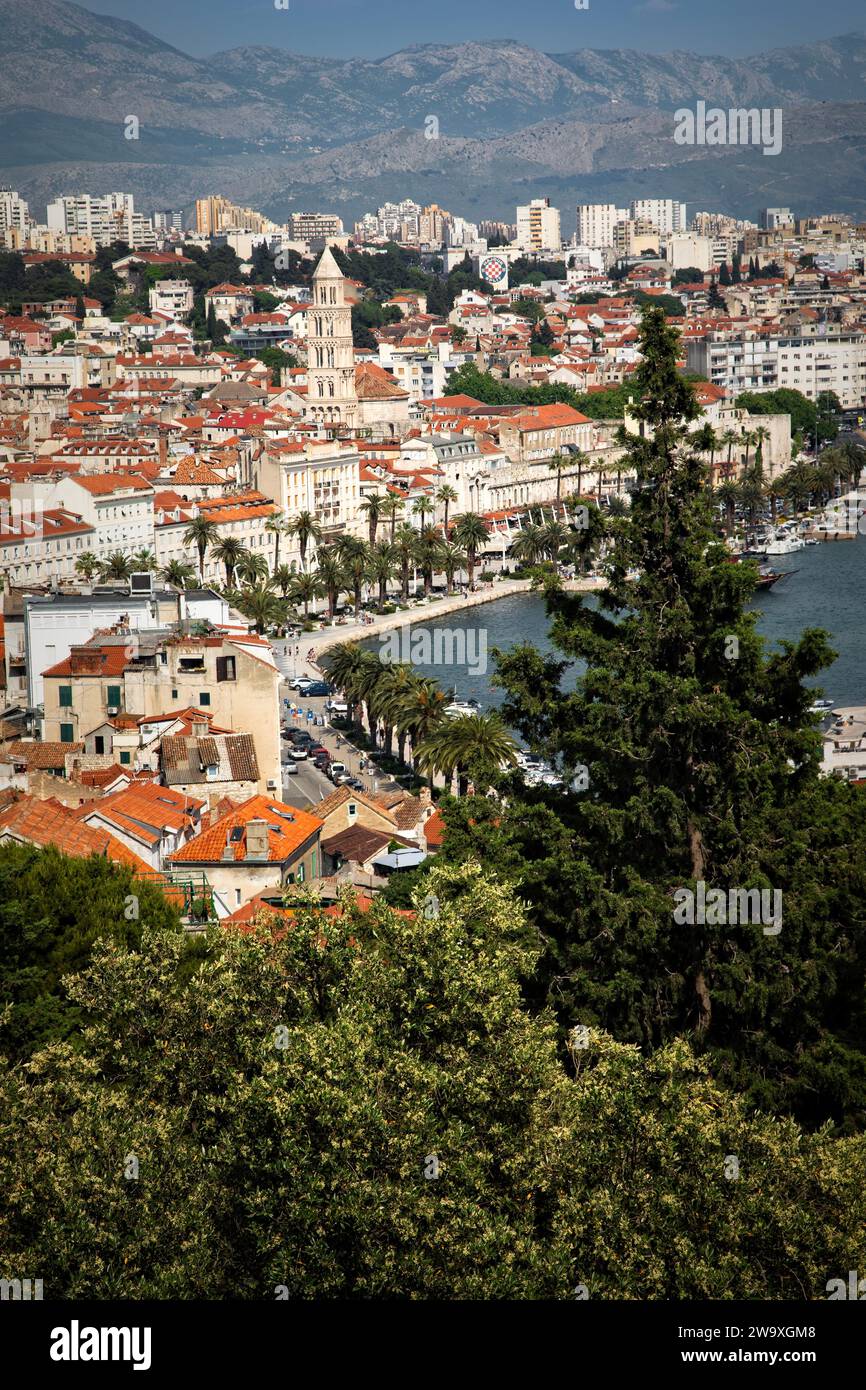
98;551;133;582
161;559;197;590
741;428;756;476
452;512;489;587
265;510;287;574
571;449;592;502
547;453;570;512
315;546;347;619
74;552;99;582
413;526;443;596
355;649;390;741
359;492;384;546
272;562;296;597
131;547;157;572
435;484;458;537
539;520;570;563
716;480;740;536
768;474;788;524
393;524;417;603
212;536;248;589
415;711;518;796
751;425;771;486
235;551;270;587
289;571;323;619
394;676;449;762
510;524;546;567
412;496;434;530
720;428;739;481
237;584;283;635
381;493;405;542
337;536;370;618
379;663;418;764
289;511;321;572
366;540;396;609
693;422;718;483
439;540;467;595
183;516;218;581
321;642;367;725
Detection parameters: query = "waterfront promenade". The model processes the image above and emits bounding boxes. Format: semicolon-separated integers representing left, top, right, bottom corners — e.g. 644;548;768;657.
292;574;605;679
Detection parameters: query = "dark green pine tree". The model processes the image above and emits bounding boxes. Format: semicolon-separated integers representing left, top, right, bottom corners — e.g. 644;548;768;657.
445;306;866;1128
719;261;732;286
731;252;741;284
206;300;227;345
707;277;724;309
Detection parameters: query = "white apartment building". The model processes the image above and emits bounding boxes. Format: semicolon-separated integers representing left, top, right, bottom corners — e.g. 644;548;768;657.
666;234;715;274
47;193;132;246
687;332;866;410
516;199;561;253
0;503;95;589
378;342;462;403
575;204;628;250
630;199;687;235
0;188;30;235
286;212;344;241
155;492;277;585
148;279;194;319
257;439;362;549
49;474;156;558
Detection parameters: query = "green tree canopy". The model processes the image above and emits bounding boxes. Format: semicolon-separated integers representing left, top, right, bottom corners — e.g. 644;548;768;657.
1;863;862;1299
443;306;866;1129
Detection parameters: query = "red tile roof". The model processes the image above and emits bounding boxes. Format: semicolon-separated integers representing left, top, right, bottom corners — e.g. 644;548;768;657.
169;794;322;865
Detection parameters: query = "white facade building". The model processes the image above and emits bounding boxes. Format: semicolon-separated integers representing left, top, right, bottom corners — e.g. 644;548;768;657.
515;199;561;253
630;199;688;235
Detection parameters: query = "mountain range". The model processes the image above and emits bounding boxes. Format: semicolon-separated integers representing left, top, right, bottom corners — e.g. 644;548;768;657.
1;0;865;228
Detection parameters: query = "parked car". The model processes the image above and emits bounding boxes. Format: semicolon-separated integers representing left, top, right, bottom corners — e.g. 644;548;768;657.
303;681;333;697
289;675;313;691
328;761;348;782
313;752;331;770
344;777;365;791
282;760;299;776
288;747;309;760
307;743;327;758
290;729;314;745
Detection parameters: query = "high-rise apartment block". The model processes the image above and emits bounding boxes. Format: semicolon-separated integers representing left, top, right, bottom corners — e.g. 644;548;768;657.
575;203;627;250
630;199;687;235
286;212;344;242
46;192;155;248
516;198;561;253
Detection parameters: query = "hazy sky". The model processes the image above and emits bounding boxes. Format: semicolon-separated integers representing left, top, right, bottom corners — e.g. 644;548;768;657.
92;0;864;60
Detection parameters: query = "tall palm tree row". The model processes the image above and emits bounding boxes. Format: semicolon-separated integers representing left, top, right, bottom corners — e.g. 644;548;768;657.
320;641;519;795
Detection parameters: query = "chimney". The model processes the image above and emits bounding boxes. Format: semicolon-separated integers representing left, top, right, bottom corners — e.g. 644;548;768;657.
221;828;234;862
191;717;209;737
245;818;270;861
70;646;105;675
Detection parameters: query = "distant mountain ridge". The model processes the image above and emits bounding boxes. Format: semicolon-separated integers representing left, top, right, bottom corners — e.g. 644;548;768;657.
1;0;865;225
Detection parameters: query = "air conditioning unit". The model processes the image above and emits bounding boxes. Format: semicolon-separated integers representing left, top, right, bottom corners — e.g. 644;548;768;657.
106;705;119;715
266;779;278;791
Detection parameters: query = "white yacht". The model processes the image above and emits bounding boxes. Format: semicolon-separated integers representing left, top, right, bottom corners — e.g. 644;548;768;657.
443;699;481;719
764;529;805;555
